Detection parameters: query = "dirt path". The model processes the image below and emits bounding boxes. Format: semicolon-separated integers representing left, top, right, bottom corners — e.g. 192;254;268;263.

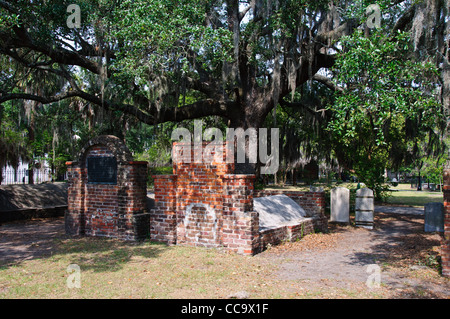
257;206;449;298
0;206;449;298
0;218;65;264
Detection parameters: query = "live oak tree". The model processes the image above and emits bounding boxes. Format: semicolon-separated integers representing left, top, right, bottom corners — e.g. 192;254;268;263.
0;1;389;127
0;0;448;177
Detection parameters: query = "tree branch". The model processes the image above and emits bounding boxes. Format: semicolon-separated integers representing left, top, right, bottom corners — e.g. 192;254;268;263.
312;74;344;93
315;20;358;44
0;85;234;125
392;4;416;32
0;25;103;75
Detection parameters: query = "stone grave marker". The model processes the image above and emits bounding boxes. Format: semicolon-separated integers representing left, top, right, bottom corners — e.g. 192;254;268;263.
355;187;374;229
330;187;350;223
424;202;444;232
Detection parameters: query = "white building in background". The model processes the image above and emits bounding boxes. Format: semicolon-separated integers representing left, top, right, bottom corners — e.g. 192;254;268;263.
1;158;53;185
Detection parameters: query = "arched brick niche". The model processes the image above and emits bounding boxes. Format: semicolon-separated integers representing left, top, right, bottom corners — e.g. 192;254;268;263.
150;142;260;255
65;135;149;241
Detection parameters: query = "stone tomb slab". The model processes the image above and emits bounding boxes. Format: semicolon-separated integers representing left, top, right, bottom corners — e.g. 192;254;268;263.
254;194;308;230
254;194;314;248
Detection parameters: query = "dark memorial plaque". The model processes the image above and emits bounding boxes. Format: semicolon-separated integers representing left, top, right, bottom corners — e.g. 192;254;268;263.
87;157;117;184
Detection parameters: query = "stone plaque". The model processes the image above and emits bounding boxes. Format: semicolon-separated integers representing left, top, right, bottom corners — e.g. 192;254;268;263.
87;157;117;184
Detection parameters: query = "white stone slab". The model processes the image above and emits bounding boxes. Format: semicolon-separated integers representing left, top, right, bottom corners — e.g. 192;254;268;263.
330;187;350;223
253;195;307;230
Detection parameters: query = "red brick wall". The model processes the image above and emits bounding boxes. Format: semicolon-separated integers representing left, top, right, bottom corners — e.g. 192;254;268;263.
83;146;118;237
66;136;149;241
259;220;314;250
222;174;259;255
151;142;260;254
150;175;177;244
174;143;234;248
442;168;450;277
151;142;328;255
65;165;86;235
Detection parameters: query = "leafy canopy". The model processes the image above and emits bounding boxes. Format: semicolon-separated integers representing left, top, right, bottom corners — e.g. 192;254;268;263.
328;29;443;198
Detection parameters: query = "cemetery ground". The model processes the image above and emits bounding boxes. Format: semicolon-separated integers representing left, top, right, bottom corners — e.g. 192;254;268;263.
0;184;449;299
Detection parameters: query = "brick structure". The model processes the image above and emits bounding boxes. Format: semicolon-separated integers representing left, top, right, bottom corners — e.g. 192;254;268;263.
151;142;260;255
254;189;328;232
442;167;450;277
151;142;328;255
259;221;315;250
65;135;149;241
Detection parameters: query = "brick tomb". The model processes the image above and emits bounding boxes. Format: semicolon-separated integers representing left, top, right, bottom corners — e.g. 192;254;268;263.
65;135;149;241
151;142;328;255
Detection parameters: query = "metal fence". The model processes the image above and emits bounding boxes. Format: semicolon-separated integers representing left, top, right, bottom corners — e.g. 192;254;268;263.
1;168;56;185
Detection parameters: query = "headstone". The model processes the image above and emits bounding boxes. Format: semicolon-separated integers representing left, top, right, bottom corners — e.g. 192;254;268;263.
330;187;350;223
254;194;307;230
355;187;374;229
424;202;444;232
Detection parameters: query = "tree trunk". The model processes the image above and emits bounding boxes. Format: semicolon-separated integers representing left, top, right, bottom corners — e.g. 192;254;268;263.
24;86;37;185
417;160;424;191
227;99;271;175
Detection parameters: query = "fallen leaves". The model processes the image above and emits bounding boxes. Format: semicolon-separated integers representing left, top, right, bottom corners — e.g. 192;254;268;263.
267;231;346;254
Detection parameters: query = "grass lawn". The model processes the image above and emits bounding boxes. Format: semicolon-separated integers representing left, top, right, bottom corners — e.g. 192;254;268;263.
1;220;447;299
0;238;283;299
386;183;443;207
385;190;443;207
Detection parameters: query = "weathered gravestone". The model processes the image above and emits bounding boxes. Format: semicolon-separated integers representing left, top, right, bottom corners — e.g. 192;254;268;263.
424;202;444;232
330;187;350;223
355;187;374;229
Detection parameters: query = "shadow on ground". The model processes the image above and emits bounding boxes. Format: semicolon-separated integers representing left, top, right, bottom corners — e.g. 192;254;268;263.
0;217;170;272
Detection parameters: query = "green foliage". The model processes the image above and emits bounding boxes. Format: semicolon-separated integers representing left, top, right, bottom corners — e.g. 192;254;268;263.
330;30;441;146
109;0;234;101
420;151;448;185
0;102;29;162
328;29;443;199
